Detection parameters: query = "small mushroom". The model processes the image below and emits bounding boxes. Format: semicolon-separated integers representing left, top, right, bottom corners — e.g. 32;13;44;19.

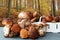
28;25;39;39
2;18;12;37
38;29;45;37
18;19;31;29
45;14;53;22
18;11;33;19
11;24;21;37
31;11;40;22
41;17;47;23
2;18;12;26
38;23;47;37
20;29;28;38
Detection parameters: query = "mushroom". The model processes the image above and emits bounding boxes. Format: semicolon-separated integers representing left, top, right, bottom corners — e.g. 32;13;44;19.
2;18;12;37
17;19;31;29
41;17;47;23
2;18;12;26
31;11;40;22
17;11;31;29
18;11;33;19
54;16;59;22
20;29;28;38
35;24;43;30
10;24;21;37
45;14;53;22
28;24;39;39
18;11;40;23
38;23;47;37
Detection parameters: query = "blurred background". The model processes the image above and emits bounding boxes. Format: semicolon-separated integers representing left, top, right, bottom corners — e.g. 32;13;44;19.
0;0;60;26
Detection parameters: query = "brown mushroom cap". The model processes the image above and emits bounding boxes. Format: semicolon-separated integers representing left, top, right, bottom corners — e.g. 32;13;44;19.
18;11;33;19
45;15;53;22
20;29;28;38
33;11;40;17
54;16;59;22
28;25;39;39
11;24;21;33
26;11;33;19
2;18;12;25
18;11;29;19
41;17;47;23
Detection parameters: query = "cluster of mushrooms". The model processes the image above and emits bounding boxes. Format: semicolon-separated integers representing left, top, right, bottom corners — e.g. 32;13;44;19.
41;14;60;22
2;11;48;39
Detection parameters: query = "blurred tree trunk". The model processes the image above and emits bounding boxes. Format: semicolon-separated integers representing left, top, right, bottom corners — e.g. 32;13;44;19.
7;0;11;18
23;0;25;8
55;0;58;11
6;0;8;7
33;0;35;9
13;0;16;8
52;0;56;17
16;0;18;12
38;0;42;16
21;0;25;8
31;0;34;9
2;0;3;7
35;0;37;10
2;0;4;7
20;0;21;10
36;0;38;10
5;0;6;7
25;0;27;8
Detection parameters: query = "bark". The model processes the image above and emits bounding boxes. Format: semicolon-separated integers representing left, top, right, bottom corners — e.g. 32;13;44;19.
16;0;18;12
52;0;56;17
7;0;11;18
38;0;42;16
20;0;21;10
